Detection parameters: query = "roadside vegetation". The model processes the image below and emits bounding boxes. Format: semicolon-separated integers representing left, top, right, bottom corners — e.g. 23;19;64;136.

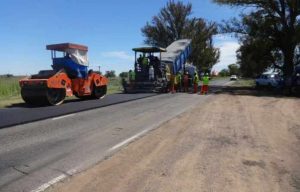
231;78;255;87
0;76;122;108
0;76;21;97
107;77;123;94
0;76;23;108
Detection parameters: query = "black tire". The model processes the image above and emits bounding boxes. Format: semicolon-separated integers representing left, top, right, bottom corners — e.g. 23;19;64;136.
93;85;107;99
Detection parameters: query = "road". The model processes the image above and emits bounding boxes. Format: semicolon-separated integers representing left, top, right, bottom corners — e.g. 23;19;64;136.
0;79;229;192
0;93;157;128
48;85;300;192
0;79;229;129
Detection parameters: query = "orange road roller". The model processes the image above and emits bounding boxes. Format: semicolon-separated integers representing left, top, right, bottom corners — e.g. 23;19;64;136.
19;43;108;106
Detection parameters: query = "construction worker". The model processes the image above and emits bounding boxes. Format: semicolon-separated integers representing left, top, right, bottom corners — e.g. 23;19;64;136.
183;72;189;92
142;54;149;66
174;73;178;92
149;65;154;81
137;54;143;65
129;70;135;82
201;73;210;94
176;72;182;92
193;72;199;93
170;74;176;93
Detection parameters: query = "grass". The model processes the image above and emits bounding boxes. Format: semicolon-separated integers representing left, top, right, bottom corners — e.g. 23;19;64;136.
107;77;123;94
0;76;23;107
0;76;123;108
231;78;255;87
0;76;21;98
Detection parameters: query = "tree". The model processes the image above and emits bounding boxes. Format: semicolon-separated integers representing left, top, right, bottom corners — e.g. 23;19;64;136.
214;0;300;77
105;70;116;78
228;64;240;75
141;1;192;47
237;38;279;77
141;0;220;71
219;69;230;77
186;18;220;71
119;72;128;78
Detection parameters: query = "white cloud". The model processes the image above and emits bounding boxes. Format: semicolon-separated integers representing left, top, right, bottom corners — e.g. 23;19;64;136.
213;39;240;72
100;51;134;61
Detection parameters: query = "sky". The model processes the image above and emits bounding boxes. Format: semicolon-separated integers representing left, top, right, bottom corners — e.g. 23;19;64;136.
0;0;241;75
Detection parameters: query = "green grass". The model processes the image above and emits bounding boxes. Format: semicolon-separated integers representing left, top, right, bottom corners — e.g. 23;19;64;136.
0;76;123;108
107;77;123;94
0;76;23;108
231;78;255;87
0;76;21;98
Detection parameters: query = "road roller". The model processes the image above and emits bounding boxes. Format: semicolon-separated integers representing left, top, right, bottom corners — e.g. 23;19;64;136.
19;43;108;106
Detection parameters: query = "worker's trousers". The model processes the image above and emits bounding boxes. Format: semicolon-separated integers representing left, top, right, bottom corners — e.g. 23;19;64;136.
201;85;208;94
193;83;198;93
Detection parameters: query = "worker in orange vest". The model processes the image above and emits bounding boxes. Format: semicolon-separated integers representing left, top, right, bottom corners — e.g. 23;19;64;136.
183;72;189;92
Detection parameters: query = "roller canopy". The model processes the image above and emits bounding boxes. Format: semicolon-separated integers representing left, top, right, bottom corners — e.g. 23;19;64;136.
46;43;88;52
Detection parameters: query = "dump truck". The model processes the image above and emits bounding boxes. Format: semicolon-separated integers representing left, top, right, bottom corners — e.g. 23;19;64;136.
123;39;192;93
19;43;108;106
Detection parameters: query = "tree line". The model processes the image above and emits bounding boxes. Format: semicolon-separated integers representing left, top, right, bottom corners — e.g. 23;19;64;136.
139;0;300;78
214;0;300;78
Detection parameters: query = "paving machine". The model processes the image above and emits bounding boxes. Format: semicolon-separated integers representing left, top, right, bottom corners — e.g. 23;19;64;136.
19;43;108;106
123;46;169;93
123;39;192;93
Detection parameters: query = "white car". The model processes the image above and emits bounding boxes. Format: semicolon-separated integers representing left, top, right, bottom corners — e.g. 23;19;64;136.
230;75;238;81
255;74;280;87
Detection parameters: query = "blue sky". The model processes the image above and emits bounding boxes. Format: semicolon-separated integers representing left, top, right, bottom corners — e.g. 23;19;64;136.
0;0;241;75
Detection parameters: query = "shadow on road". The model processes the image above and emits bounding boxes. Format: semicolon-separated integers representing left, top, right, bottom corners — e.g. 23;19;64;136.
212;85;300;99
5;98;82;109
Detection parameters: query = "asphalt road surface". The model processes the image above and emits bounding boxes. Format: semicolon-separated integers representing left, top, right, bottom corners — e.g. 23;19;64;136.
0;78;229;129
0;93;157;129
0;79;230;192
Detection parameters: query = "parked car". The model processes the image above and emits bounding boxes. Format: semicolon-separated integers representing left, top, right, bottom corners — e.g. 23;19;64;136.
230;75;238;81
255;73;280;87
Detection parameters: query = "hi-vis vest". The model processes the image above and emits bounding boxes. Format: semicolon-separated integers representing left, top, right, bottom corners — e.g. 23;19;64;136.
129;71;135;81
203;76;209;85
194;75;199;84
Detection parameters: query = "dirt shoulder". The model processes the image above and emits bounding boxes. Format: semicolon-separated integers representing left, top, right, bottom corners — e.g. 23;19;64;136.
48;90;300;192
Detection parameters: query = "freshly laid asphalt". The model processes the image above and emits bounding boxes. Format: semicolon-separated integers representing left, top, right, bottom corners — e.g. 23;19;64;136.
0;93;157;129
0;79;230;129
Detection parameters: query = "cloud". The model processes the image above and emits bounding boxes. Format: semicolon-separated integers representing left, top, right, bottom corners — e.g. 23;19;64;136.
100;51;134;61
213;39;240;72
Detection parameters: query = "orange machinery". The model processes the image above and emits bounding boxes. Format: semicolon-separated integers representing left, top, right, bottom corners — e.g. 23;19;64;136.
19;43;108;106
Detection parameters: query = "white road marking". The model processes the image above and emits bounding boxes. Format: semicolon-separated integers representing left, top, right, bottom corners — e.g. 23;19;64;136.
31;129;151;192
31;174;66;192
66;168;78;175
107;129;149;152
52;114;75;120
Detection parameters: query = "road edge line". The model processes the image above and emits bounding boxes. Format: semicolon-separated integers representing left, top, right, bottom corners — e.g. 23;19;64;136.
30;174;67;192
